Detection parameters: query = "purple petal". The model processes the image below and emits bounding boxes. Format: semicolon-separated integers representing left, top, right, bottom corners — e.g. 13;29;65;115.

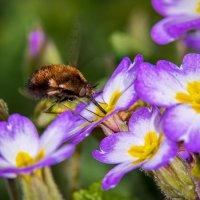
128;107;162;139
184;31;200;51
102;71;135;105
103;55;142;104
156;59;181;73
75;102;88;113
93;132;141;164
142;136;177;170
0;114;39;166
102;162;141;190
40;110;86;155
151;0;197;16
182;53;200;73
115;84;138;111
163;104;200;152
111;57;132;79
135;62;183;107
151;15;200;45
71;122;97;144
151;0;171;16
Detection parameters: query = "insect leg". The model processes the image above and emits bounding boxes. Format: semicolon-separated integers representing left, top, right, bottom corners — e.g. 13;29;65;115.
43;96;66;113
67;98;104;118
43;100;59;113
61;102;93;123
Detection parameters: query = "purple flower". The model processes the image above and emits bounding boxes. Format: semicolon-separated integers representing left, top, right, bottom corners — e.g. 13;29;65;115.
0;111;85;178
93;107;177;190
136;53;200;152
72;55;143;144
151;0;200;45
28;30;45;57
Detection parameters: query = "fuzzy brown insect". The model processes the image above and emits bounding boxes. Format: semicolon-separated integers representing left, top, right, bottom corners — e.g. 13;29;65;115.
27;64;106;114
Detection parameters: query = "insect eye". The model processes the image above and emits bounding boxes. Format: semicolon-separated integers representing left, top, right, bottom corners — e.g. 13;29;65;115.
79;87;86;97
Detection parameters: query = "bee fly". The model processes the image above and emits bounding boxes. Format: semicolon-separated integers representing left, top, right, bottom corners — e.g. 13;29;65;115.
27;64;106;114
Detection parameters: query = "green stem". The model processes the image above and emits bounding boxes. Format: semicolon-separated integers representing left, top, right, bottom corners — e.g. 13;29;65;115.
20;175;51;200
6;179;19;200
20;169;64;200
44;167;64;200
176;39;187;61
67;143;82;198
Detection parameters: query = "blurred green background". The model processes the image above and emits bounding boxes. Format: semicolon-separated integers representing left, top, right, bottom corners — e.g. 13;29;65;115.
0;0;182;199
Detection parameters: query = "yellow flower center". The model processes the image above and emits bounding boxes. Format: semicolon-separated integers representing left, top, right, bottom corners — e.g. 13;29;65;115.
16;149;45;168
176;81;200;113
128;132;163;164
196;1;200;13
95;90;122;121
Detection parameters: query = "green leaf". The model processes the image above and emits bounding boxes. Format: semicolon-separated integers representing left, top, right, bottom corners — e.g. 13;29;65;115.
73;181;136;200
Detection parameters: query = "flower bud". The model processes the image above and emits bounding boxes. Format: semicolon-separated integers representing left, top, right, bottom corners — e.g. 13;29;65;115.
28;29;46;58
0;99;9;121
23;27;62;78
152;156;197;199
34;99;79;128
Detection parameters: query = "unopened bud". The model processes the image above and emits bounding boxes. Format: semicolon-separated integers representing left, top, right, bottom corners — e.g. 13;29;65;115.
152;156;197;199
28;30;46;58
34;99;79;128
0;99;9;121
24;27;62;78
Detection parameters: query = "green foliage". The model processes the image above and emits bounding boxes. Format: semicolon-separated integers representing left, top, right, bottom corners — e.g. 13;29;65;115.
73;181;135;200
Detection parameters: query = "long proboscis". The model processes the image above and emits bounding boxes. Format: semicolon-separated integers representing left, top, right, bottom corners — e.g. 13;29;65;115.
89;96;107;115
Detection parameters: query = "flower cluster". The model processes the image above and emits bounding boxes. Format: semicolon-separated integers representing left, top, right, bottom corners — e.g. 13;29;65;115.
136;53;200;152
3;52;200;192
151;0;200;46
89;53;200;190
4;2;200;199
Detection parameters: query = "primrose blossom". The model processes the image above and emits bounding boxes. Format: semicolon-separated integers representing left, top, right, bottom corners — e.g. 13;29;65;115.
0;111;85;177
93;107;177;190
151;0;200;45
71;55;143;144
136;53;200;152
